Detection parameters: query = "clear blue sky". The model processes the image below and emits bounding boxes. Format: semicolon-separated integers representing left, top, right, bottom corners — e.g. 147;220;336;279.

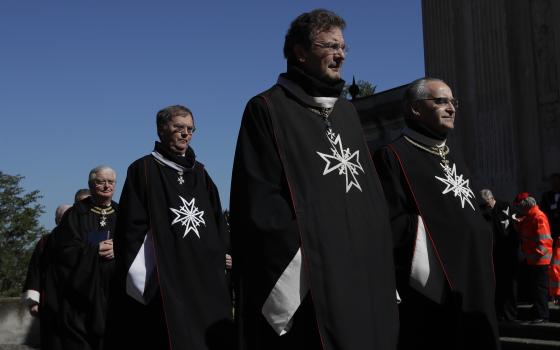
0;0;424;231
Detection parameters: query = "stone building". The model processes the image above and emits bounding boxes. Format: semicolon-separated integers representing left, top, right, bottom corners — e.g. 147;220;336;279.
356;0;560;200
422;0;560;199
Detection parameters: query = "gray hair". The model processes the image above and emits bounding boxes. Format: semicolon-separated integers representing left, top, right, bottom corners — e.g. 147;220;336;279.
88;165;116;186
480;189;494;201
55;204;72;225
403;77;445;116
156;105;194;139
518;196;537;210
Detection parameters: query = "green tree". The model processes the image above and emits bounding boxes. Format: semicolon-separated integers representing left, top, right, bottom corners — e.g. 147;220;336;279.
342;79;377;99
0;171;48;297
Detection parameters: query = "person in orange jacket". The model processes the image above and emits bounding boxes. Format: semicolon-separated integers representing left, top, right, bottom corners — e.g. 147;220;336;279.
514;192;553;323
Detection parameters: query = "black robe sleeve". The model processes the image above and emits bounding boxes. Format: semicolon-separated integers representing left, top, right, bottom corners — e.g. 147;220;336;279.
22;235;48;304
372;146;419;286
230;96;300;311
114;159;150;281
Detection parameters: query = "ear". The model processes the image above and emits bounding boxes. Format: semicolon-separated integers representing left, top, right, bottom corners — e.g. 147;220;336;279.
294;44;307;63
409;102;422;119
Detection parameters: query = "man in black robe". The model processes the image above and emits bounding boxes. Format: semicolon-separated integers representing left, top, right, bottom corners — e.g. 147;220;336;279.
230;9;398;350
480;189;519;322
21;203;71;350
54;166;118;350
105;105;232;350
373;77;500;349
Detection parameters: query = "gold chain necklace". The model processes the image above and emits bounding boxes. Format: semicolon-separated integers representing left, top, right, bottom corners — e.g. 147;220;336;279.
404;135;450;167
90;206;114;227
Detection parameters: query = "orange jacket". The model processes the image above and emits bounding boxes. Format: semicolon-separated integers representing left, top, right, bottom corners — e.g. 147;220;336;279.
515;205;553;265
550;238;560;296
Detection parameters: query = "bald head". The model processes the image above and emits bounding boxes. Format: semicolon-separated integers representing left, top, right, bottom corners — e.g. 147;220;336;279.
55;204;72;225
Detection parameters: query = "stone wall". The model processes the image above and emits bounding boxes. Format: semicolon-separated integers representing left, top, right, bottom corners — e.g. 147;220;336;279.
0;298;39;348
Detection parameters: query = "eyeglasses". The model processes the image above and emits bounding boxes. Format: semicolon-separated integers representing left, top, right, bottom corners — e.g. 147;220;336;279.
418;97;459;109
94;179;115;186
173;125;196;135
313;41;348;54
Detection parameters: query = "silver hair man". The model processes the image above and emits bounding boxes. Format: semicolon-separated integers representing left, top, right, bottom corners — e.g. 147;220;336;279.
480;189;494;201
88;165;116;186
403;77;446;115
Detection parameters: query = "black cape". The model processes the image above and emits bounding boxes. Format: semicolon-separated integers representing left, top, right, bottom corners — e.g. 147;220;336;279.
482;200;518;265
54;197;118;350
231;79;399;350
23;233;62;350
37;224;72;350
106;144;232;350
23;235;48;297
541;190;560;239
373;135;499;349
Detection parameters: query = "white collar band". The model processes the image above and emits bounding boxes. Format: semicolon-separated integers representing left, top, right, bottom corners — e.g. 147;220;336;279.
151;151;188;172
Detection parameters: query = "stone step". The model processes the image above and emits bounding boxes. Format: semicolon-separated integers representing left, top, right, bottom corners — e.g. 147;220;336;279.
516;303;560;323
500;337;560;350
499;321;560;341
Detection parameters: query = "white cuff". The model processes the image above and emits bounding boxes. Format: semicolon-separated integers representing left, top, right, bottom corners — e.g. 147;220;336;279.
127;230;158;305
21;290;40;306
262;248;309;336
409;215;445;303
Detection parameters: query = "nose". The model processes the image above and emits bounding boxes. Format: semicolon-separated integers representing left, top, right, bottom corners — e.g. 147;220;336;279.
335;47;345;59
333;50;345;62
446;103;456;113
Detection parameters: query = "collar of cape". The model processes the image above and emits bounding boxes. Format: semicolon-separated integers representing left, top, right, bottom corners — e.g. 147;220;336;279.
403;126;447;148
277;75;339;109
151;150;195;173
78;197;117;214
90;205;115;215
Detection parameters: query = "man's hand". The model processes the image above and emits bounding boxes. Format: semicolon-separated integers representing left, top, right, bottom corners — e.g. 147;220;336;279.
29;304;39;317
225;254;232;270
512;214;524;223
99;239;114;260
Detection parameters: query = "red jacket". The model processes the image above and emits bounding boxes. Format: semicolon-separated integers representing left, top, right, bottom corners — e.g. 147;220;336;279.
516;205;553;265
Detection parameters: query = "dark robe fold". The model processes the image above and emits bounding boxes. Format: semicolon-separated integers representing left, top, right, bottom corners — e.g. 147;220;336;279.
22;234;60;350
373;135;500;349
54;198;117;350
38;225;69;350
231;79;399;350
483;200;519;321
23;235;48;304
106;145;232;350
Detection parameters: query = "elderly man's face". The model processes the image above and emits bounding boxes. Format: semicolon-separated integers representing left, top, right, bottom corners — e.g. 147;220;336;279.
160;114;194;155
91;169;115;204
413;81;456;135
298;27;345;83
